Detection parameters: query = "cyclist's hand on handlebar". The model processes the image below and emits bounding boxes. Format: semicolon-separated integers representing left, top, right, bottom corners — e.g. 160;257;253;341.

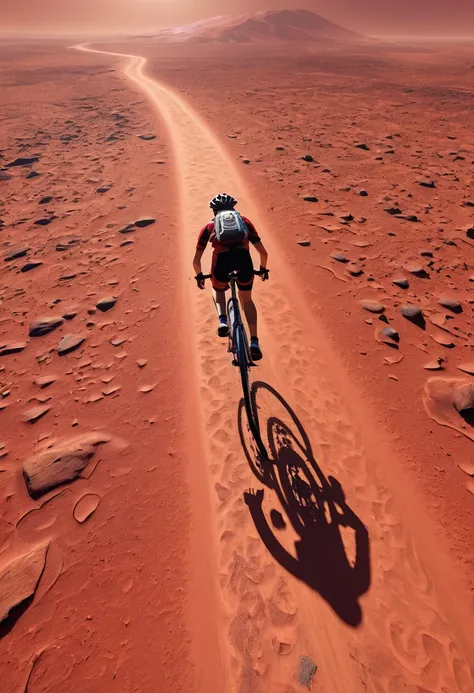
195;272;205;290
259;266;269;281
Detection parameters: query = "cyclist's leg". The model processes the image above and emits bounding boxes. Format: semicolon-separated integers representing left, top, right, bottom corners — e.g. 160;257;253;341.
238;289;258;339
236;250;262;359
213;290;227;318
211;252;230;336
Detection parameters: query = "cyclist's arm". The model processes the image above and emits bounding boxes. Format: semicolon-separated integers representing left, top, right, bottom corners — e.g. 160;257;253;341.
194;224;210;275
193;248;205;276
253;241;268;269
246;218;268;269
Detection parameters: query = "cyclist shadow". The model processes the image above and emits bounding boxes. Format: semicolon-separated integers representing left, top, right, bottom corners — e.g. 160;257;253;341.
238;381;371;627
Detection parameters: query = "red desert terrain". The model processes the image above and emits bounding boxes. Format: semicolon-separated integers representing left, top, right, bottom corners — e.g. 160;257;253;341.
1;9;474;693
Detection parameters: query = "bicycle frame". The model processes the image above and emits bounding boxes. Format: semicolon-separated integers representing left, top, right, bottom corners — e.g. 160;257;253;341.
227;271;253;368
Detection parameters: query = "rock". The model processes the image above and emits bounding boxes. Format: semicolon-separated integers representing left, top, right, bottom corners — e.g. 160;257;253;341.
347;264;363;277
453;384;474;413
26;171;40;179
20;261;43;273
358;190;368;197
62;310;77;321
138;134;156;140
438;296;462;313
0;171;12;181
457;363;474;376
137;359;148;368
4;247;30;262
22;432;111;498
60;273;77;281
96;296;117;312
39;196;53;204
29;316;64;337
381;327;400;342
402;263;429;278
23;405;51;424
57;334;86;356
330;252;348;263
139;384;156;393
35;216;57;226
355;143;370;151
298;655;318;688
134;217;155;228
303;196;318;202
385;207;402;215
340;213;354;221
401;215;419;222
34;375;57;389
96;185;111;193
462;200;474;207
0;543;49;623
392;277;409;289
419;249;433;257
119;223;136;234
418;179;436;188
297;240;311;247
467;227;474;240
361;300;385;314
0;342;28;357
301;155;314;162
242;159;251;165
73;494;101;523
430;332;455;348
424;358;444;371
6;156;40;167
401;304;426;328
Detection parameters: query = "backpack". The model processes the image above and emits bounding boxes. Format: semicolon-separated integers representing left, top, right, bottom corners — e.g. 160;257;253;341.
214;210;248;246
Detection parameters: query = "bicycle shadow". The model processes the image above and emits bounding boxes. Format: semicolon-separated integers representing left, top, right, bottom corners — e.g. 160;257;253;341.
238;381;371;627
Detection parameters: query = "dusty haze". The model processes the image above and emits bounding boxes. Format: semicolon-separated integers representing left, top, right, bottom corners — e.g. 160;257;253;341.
1;0;474;37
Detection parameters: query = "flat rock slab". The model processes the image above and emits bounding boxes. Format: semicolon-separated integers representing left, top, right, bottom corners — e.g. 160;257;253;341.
22;432;111;498
457;363;474;376
57;334;86;356
0;543;49;623
35;216;57;226
119;223;136;234
4;247;30;262
23;405;51;424
134;217;156;228
138;134;156;140
96;296;117;312
392;277;409;289
361;300;385;314
29;316;64;337
73;493;101;523
21;261;43;273
438;296;462;313
0;342;28;357
6;156;39;167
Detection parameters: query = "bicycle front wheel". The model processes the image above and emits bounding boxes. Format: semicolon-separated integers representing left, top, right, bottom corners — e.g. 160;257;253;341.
235;324;267;462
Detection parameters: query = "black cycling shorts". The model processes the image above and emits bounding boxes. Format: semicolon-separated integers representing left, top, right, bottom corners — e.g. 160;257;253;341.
211;249;254;291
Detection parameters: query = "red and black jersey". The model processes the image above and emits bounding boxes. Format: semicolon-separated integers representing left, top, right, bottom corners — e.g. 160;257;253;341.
196;216;261;255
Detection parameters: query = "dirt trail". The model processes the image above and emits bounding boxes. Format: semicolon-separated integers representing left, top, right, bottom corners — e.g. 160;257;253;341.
75;44;474;693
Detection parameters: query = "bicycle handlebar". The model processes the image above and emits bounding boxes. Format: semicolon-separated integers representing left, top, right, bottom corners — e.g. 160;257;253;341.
199;269;268;281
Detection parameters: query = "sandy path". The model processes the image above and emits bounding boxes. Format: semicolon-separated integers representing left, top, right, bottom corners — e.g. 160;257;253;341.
75;45;474;692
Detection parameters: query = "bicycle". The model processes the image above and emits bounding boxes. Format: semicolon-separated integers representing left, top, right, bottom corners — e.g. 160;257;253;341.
201;269;268;462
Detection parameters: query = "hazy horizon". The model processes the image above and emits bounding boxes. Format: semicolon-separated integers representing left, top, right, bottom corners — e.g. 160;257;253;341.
1;1;474;39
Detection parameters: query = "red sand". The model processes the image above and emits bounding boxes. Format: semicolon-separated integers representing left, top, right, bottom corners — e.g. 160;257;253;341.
1;36;474;692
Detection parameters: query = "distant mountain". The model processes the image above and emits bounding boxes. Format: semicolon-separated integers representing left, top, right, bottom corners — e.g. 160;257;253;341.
154;9;364;45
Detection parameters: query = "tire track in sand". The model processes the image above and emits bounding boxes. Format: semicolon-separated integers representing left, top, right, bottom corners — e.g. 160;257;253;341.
75;45;474;693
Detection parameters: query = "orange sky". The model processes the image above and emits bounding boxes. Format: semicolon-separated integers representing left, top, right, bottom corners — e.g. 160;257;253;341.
1;0;474;37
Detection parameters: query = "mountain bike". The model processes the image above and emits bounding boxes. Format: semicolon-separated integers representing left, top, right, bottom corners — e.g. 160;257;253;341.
202;270;268;461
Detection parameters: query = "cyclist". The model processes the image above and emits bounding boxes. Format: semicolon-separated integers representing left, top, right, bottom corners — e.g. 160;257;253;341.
193;193;268;361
